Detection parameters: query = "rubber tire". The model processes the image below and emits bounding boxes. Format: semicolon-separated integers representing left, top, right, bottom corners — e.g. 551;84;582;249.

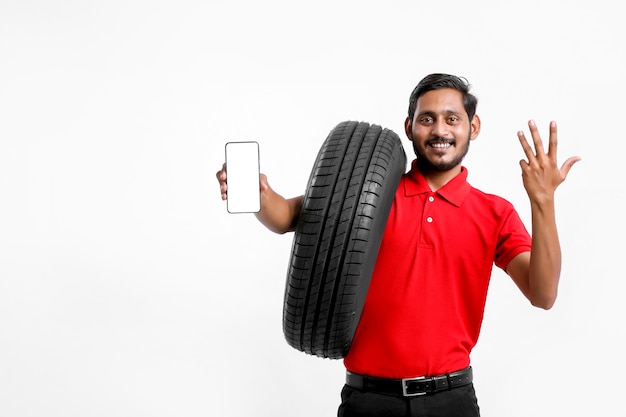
283;120;407;359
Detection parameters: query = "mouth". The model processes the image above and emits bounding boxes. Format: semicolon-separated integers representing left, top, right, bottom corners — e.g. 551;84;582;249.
426;139;455;150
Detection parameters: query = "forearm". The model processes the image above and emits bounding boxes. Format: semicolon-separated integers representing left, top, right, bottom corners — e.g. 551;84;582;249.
512;118;579;309
254;188;303;234
527;198;562;309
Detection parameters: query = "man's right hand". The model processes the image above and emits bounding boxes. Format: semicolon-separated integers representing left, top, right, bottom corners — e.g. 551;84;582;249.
216;162;302;234
216;162;229;201
216;162;270;201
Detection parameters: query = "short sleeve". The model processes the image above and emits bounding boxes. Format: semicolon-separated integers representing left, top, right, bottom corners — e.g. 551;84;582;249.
494;206;532;271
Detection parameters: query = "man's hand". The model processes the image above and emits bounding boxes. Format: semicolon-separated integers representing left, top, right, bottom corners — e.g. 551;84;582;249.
508;120;581;309
517;120;581;204
215;162;270;201
216;163;229;201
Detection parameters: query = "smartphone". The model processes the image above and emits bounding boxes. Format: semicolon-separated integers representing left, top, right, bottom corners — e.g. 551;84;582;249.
224;141;261;213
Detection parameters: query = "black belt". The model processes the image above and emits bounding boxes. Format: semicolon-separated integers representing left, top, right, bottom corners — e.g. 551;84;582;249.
346;366;473;397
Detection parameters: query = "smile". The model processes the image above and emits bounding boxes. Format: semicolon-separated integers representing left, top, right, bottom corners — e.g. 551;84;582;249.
429;142;453;149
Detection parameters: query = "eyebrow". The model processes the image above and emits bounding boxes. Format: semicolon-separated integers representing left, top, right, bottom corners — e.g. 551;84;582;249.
417;109;464;117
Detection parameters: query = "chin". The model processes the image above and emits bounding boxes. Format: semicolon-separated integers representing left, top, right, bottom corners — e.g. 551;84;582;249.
417;154;465;173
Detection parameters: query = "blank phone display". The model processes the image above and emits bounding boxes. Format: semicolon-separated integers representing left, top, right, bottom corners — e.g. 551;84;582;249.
224;141;260;213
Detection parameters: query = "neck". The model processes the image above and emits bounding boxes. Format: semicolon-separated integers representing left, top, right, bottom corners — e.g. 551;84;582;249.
421;166;462;191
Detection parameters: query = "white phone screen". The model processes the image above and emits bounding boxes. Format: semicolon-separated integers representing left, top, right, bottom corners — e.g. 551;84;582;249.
224;141;260;213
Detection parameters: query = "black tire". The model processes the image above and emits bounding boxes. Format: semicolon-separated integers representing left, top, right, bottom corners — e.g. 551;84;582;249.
283;120;406;359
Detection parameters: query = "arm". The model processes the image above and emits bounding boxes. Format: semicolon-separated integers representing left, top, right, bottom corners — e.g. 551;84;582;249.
216;163;303;234
506;120;581;310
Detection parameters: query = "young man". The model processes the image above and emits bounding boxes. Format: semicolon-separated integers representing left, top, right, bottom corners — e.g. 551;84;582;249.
216;73;580;417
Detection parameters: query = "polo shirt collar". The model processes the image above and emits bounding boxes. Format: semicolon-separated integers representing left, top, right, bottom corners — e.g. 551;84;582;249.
404;159;471;207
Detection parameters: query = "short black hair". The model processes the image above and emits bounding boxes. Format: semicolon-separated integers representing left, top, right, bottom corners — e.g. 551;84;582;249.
407;73;478;121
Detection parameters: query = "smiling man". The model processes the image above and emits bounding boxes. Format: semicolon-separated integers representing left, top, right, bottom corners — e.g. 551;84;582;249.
405;78;480;187
216;73;580;417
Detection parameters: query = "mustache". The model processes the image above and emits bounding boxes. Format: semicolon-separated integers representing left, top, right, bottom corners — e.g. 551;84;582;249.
425;137;455;146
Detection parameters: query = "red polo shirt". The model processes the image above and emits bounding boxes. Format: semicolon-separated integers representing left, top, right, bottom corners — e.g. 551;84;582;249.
343;161;532;378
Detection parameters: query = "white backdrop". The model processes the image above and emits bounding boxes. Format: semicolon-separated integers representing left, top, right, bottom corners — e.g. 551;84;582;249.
1;1;623;416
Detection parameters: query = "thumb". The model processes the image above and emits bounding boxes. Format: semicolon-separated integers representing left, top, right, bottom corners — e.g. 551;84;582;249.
560;156;582;179
260;173;269;192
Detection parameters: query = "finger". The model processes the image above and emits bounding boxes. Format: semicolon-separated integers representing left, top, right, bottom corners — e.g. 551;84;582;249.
547;120;558;160
519;159;530;171
216;163;228;200
216;162;227;180
517;130;536;162
220;181;228;200
559;156;582;179
259;173;269;192
528;119;546;156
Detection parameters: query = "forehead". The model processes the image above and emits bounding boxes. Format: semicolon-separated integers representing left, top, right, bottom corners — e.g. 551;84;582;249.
415;88;465;114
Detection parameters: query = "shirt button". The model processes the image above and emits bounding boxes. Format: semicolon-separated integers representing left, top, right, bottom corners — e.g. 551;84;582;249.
428;196;434;202
426;217;433;223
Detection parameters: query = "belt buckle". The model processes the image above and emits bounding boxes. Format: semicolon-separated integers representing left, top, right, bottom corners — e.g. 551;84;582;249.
401;376;427;397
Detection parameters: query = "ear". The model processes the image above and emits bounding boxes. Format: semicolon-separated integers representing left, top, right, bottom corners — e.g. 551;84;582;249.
469;114;481;141
404;116;413;141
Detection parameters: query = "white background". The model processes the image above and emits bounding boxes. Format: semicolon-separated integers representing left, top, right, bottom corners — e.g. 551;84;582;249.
1;1;623;416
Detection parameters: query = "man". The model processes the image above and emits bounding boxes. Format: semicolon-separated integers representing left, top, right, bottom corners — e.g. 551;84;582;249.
216;73;580;416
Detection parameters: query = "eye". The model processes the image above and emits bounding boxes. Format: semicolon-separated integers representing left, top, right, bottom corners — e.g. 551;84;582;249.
448;116;460;123
419;116;434;124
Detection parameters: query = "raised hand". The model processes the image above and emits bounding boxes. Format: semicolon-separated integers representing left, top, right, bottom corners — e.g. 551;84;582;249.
517;120;581;204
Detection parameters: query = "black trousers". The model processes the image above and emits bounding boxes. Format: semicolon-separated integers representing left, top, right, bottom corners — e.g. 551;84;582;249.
337;383;480;417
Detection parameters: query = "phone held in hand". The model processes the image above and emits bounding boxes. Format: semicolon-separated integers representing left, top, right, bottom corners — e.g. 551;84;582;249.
224;141;261;213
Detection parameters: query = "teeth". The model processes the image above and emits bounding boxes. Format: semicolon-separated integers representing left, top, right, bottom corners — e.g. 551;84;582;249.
431;143;451;148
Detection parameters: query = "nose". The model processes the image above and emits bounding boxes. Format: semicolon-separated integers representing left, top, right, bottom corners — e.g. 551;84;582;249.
431;119;449;138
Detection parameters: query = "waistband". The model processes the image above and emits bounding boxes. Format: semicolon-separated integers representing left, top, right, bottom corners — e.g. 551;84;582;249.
345;366;473;397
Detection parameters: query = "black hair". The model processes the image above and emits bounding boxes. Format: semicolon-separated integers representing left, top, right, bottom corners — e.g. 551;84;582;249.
407;73;478;121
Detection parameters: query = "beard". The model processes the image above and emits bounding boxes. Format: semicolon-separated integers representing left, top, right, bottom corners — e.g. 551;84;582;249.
414;134;471;173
